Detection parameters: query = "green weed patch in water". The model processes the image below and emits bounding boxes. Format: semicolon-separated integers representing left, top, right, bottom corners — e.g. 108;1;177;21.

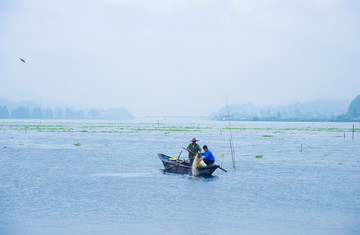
130;127;200;132
74;143;81;146
224;127;273;131
262;135;273;137
255;155;263;158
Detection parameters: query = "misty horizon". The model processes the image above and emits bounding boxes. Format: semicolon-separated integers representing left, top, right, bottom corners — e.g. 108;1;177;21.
0;95;353;119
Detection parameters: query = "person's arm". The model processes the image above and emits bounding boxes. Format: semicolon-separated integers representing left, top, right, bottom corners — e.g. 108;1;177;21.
199;151;207;161
198;152;204;160
186;144;193;153
203;151;208;160
197;145;202;158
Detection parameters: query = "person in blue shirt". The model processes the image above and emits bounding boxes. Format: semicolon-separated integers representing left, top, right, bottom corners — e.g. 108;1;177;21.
200;145;215;166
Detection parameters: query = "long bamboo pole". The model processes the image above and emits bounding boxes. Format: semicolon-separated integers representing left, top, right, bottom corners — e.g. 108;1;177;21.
226;97;236;171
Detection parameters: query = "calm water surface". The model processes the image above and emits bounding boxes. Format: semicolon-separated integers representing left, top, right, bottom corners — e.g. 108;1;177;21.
0;120;359;235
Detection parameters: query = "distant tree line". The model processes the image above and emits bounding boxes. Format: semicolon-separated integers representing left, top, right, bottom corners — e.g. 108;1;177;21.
0;105;132;120
212;95;360;122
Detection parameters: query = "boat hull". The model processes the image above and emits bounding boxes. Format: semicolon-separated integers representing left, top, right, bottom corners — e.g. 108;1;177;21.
158;153;219;176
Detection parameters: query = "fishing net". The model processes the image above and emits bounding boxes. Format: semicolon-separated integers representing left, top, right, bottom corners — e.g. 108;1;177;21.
191;155;206;176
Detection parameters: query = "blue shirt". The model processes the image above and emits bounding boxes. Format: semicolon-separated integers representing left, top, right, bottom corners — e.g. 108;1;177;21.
202;149;215;162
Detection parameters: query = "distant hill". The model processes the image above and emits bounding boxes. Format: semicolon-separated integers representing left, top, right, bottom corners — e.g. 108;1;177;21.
0;97;12;106
0;96;133;120
212;98;351;121
334;95;360;121
347;95;360;118
0;97;42;108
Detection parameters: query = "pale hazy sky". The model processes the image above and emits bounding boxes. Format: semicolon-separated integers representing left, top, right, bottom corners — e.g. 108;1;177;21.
0;0;359;116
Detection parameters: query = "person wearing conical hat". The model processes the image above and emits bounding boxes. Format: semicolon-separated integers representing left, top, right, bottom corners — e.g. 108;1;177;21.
186;137;201;165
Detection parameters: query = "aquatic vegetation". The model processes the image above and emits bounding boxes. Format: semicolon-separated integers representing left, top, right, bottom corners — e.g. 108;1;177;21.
74;143;81;146
1;121;358;141
224;127;273;131
255;155;263;158
130;127;200;132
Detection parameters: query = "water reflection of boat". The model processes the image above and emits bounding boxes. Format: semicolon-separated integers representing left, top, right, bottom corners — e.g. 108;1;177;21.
158;153;219;176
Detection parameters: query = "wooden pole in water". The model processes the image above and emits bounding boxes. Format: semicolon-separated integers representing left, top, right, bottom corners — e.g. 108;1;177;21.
220;154;224;168
352;124;355;140
229;138;233;159
226;97;236;171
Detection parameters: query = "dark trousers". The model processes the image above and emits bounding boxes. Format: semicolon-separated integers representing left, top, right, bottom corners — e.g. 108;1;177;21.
204;159;214;166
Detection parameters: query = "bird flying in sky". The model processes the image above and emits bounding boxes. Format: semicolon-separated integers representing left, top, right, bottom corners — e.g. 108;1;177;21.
19;57;26;63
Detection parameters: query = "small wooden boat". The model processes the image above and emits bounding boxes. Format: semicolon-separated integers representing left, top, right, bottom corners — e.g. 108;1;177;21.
158;153;219;176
